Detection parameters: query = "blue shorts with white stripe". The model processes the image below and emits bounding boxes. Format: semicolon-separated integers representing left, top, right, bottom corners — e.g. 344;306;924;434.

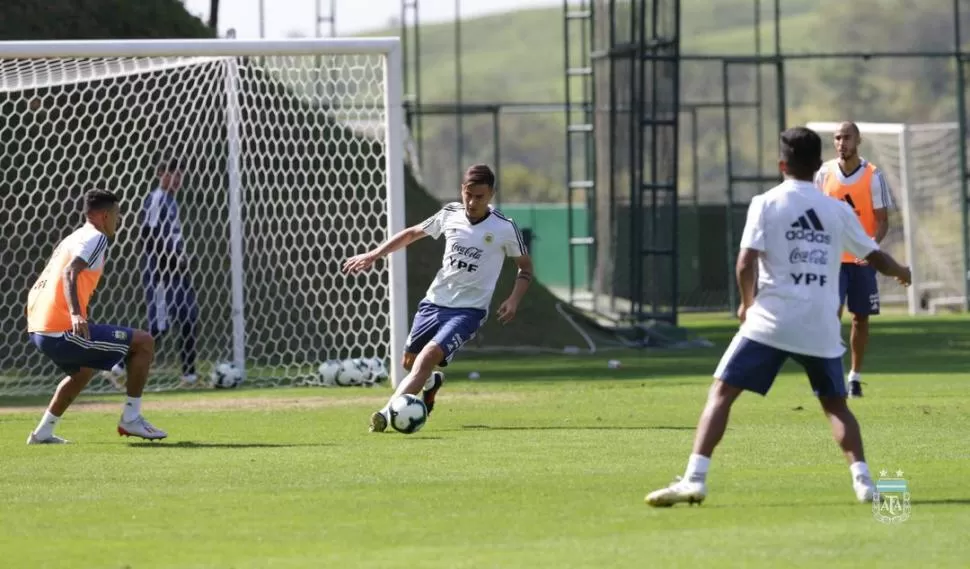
30;324;134;375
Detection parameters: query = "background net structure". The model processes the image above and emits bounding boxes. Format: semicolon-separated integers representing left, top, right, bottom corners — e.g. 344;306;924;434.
0;53;392;395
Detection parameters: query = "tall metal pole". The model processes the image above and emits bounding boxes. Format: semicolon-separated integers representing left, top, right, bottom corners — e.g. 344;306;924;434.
723;60;737;312
955;0;970;310
455;0;463;178
754;0;763;176
493;109;501;206
774;0;786;141
258;0;265;38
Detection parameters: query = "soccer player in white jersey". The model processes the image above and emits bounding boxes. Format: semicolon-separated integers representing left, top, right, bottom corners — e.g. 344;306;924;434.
25;189;168;444
343;164;533;432
645;127;911;507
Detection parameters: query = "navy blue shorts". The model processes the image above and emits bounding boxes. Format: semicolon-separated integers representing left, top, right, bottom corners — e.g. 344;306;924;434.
405;300;487;366
30;324;134;375
714;335;847;397
839;262;880;315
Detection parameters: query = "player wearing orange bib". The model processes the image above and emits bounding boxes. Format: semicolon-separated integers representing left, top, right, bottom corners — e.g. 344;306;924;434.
814;122;894;398
26;189;168;444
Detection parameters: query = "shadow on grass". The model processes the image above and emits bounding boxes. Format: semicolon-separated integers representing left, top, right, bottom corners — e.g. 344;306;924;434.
456;424;695;432
124;441;332;449
911;498;970;506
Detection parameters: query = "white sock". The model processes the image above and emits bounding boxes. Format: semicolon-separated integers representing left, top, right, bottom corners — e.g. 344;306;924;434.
122;397;142;422
848;370;862;383
684;453;711;483
850;461;870;481
33;410;60;439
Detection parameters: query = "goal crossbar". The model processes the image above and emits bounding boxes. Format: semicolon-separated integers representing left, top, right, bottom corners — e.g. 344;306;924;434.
0;38;402;59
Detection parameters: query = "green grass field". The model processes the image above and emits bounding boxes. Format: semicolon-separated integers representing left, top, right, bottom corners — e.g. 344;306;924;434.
2;314;969;568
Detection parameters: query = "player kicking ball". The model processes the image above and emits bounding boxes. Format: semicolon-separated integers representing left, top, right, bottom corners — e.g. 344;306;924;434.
25;189;168;444
342;164;533;432
645;127;910;507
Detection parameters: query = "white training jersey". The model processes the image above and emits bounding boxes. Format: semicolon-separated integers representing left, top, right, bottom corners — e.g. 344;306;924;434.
420;203;528;310
738;180;879;358
813;158;895;209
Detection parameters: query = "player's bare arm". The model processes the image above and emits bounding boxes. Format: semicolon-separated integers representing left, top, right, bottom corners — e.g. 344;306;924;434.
62;257;91;339
864;250;911;287
497;254;533;324
342;224;428;274
735;248;759;323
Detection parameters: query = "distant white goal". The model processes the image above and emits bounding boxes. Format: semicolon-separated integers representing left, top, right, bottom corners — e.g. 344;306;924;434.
807;121;968;315
0;38;407;395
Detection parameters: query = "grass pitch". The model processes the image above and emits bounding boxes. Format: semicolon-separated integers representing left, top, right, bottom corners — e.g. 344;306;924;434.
1;314;968;568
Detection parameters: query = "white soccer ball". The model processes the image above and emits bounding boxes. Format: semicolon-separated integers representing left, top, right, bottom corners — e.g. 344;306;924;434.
388;393;428;434
316;360;342;386
211;362;242;389
364;357;389;383
335;358;369;386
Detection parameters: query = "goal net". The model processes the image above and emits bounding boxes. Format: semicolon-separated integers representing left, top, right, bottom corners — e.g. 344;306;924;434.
806;121;967;314
0;39;406;396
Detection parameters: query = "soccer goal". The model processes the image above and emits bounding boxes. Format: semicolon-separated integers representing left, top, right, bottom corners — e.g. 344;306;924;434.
806;121;968;315
0;38;407;395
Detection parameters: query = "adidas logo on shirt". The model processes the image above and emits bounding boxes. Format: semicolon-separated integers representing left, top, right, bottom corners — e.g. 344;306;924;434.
785;208;831;244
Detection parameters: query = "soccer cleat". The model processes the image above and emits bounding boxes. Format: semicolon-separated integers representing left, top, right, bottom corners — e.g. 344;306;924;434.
848;380;864;398
117;415;168;441
423;371;444;414
26;433;69;445
854;474;875;503
369;410;388;433
645;476;707;507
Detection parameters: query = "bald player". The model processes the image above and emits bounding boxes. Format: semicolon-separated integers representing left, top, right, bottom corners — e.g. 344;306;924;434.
26;189;168;444
814;121;895;398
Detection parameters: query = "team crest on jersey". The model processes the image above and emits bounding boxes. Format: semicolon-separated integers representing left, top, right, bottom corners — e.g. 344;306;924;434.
113;330;127;341
484;233;494;244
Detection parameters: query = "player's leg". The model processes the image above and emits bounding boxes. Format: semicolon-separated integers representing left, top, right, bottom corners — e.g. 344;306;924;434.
646;336;787;507
417;308;484;413
845;264;878;397
794;353;873;502
28;333;110;443
173;275;200;387
91;325;168;440
401;350;445;412
27;363;97;444
369;301;439;432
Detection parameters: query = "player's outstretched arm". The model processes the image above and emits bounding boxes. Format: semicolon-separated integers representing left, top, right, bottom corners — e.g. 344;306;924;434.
342;225;429;274
497;255;533;324
864;250;911;287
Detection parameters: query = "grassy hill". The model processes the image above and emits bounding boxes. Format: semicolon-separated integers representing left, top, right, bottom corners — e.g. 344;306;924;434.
359;0;964;203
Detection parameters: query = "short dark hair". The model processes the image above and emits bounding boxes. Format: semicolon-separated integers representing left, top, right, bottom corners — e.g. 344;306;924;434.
780;127;822;175
462;164;495;188
83;188;120;214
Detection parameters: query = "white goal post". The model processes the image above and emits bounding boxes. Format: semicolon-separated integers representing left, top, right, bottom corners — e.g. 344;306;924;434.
0;38;407;395
807;121;967;315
